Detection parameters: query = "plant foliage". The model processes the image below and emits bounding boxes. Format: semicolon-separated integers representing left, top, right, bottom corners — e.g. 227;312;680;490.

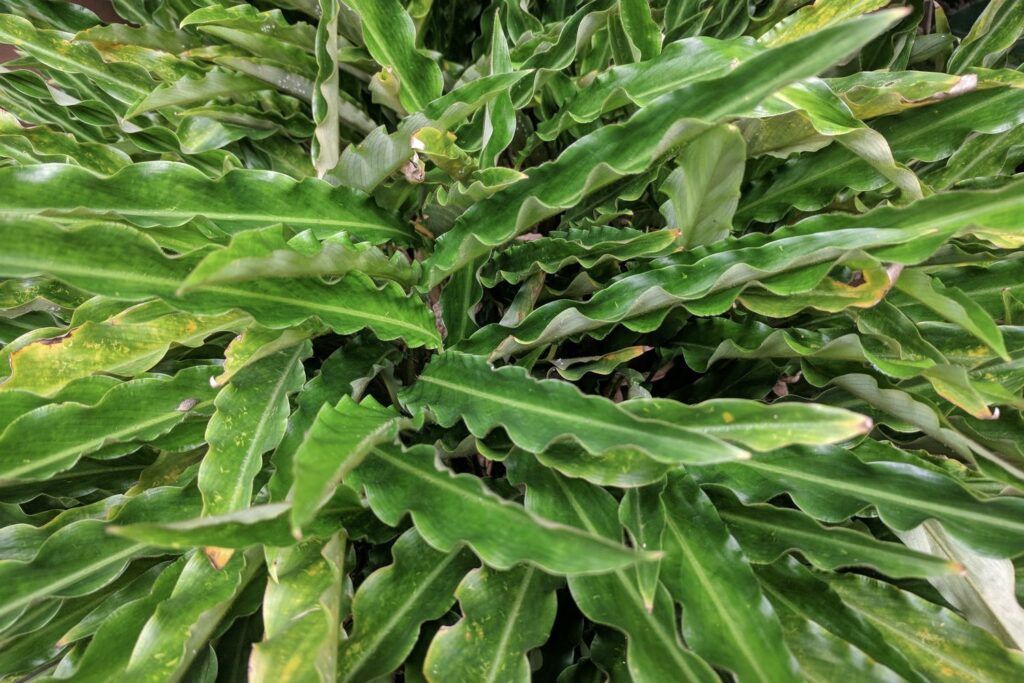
1;0;1024;681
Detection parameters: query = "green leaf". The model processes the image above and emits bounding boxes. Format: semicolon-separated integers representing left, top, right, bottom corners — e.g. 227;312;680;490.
423;565;560;682
334;71;529;193
658;124;745;249
344;0;442;113
122;548;263;683
199;343;308;516
619;482;665;610
0;485;200;623
250;534;345;683
181;226;419;291
0;366;218;481
691;445;1024;558
0;220;440;348
536;36;754;141
480;10;515;168
927;124;1024;189
289;395;409;534
618;0;661;61
893;268;1009;361
754;559;930;683
402;351;750;465
349;443;649;574
336;528;477;683
439;255;484;345
738;87;1024;223
111;503;301;549
660;472;799;683
948;0;1024;73
311;0;340;176
463;178;1024;357
265;339;396;500
213;320;323;388
480;225;679;287
35;559;188;682
126;69;269;117
0;162;409;243
829;572;1024;682
711;491;960;578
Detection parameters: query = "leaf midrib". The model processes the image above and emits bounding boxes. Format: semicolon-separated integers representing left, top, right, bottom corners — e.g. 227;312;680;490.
483;567;534;683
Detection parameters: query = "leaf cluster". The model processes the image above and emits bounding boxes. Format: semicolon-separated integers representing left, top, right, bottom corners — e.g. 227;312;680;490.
1;0;1024;681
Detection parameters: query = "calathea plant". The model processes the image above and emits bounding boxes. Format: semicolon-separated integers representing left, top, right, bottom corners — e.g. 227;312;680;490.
1;0;1024;681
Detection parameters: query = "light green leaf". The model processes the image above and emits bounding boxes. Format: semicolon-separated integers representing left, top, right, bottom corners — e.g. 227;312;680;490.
312;0;340;176
0;13;151;105
758;0;889;47
898;521;1024;648
344;0;442;113
0;303;248;396
619;397;872;451
658;124;745;249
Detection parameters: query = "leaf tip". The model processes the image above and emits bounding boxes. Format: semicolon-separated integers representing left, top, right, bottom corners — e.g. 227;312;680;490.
204;546;234;569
